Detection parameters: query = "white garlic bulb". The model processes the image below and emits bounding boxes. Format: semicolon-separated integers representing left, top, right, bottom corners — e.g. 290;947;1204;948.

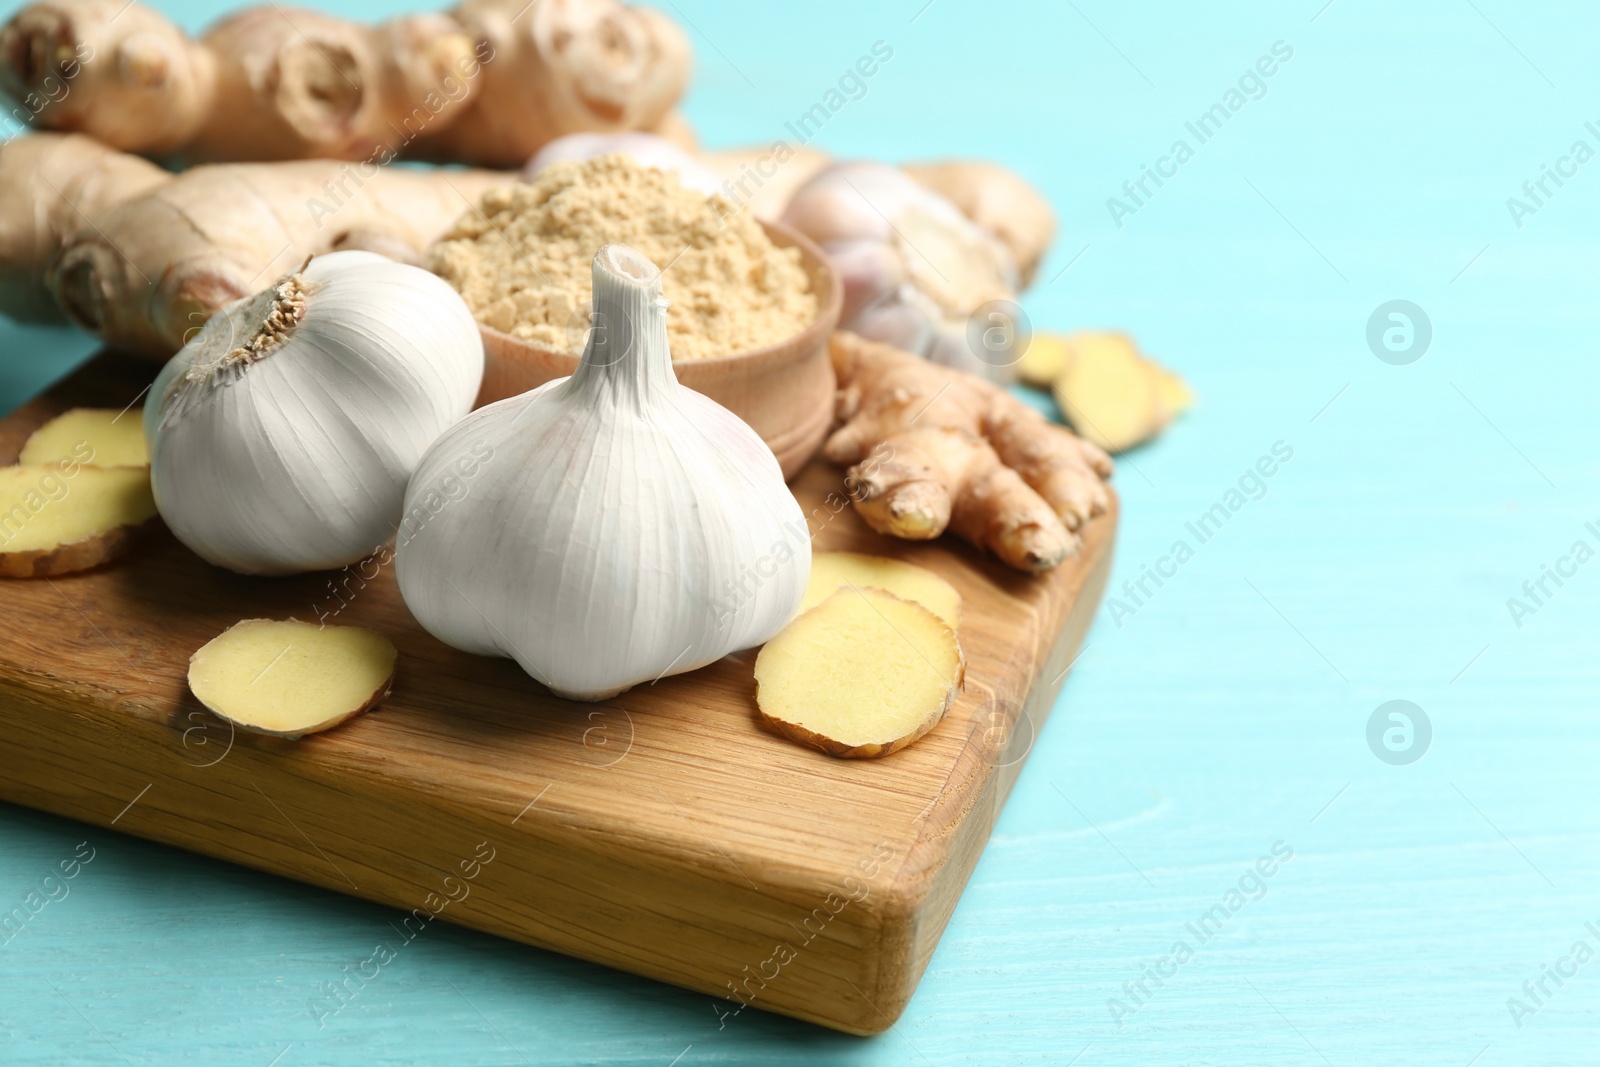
524;132;723;194
144;250;484;575
396;243;809;701
781;161;1019;381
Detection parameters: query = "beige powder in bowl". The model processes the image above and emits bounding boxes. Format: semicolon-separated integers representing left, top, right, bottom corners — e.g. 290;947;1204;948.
429;155;818;361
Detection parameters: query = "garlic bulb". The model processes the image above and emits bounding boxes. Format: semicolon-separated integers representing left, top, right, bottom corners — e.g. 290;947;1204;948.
781;161;1019;381
524;132;722;194
144;250;484;575
396;243;809;701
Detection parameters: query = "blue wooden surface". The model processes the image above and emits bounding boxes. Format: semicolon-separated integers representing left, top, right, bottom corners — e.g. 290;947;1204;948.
3;1;1598;1063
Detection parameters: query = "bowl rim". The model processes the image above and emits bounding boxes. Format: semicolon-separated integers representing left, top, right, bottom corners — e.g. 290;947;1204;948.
472;217;843;368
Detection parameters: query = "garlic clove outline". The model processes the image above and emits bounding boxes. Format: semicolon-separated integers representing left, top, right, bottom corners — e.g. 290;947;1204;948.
395;243;811;702
782;161;1018;382
144;250;484;576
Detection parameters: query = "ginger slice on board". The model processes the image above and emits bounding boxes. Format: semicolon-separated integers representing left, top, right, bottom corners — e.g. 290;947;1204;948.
799;551;961;630
188;619;397;738
19;408;149;467
755;588;964;759
1052;332;1165;453
0;465;158;577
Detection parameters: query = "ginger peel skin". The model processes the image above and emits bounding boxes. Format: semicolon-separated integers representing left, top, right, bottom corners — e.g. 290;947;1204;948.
826;332;1112;573
0;0;691;166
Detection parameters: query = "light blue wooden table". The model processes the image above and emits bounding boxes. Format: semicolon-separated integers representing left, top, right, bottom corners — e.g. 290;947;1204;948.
3;1;1597;1063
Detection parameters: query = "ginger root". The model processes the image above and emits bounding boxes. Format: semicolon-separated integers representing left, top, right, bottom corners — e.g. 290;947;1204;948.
413;0;691;168
0;0;689;167
45;154;509;357
754;587;964;759
827;332;1112;573
0;133;168;322
0;0;210;154
188;619;397;737
0;0;480;161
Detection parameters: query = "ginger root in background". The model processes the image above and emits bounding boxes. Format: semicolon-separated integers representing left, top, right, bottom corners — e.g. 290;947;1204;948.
53;159;510;357
0;133;511;356
0;132;166;322
0;0;690;166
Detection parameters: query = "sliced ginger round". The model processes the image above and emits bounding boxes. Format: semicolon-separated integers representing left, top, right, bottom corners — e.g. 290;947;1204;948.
188;619;397;738
800;551;961;630
1016;332;1073;389
0;465;158;578
1154;365;1194;417
1052;332;1162;453
1044;331;1192;453
754;588;965;759
19;408;149;468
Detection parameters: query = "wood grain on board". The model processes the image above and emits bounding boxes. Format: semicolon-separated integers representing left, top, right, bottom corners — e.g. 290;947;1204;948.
0;355;1116;1035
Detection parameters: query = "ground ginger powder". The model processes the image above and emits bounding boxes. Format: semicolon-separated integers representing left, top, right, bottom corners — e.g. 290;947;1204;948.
429;155;817;360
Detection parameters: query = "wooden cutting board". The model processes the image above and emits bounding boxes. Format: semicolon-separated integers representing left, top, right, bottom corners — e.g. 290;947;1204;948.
0;355;1116;1035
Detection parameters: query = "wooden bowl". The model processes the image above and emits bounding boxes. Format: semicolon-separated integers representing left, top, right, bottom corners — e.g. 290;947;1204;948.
474;220;843;481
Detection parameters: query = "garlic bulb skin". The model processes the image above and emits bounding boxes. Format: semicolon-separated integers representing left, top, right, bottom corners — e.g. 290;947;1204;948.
145;250;484;575
782;161;1019;382
524;132;722;194
396;243;810;701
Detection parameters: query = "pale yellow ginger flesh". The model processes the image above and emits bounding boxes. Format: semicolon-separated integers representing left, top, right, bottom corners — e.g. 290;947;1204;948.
1016;333;1072;389
0;465;157;577
799;551;961;631
1154;365;1194;415
19;408;149;467
1047;332;1191;454
188;619;397;738
754;588;964;759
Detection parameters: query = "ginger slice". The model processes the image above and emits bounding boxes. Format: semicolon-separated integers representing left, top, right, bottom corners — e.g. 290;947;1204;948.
1016;332;1073;389
1047;332;1193;452
1154;364;1194;417
19;408;149;467
0;466;158;578
754;588;965;759
1052;333;1163;453
800;551;961;630
188;619;397;738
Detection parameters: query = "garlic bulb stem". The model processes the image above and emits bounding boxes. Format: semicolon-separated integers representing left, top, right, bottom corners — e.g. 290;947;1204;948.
570;245;677;400
210;271;307;372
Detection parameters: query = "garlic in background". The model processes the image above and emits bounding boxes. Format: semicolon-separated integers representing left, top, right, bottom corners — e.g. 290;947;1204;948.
781;161;1019;381
900;159;1057;288
144;250;483;575
524;132;723;193
396;243;809;701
